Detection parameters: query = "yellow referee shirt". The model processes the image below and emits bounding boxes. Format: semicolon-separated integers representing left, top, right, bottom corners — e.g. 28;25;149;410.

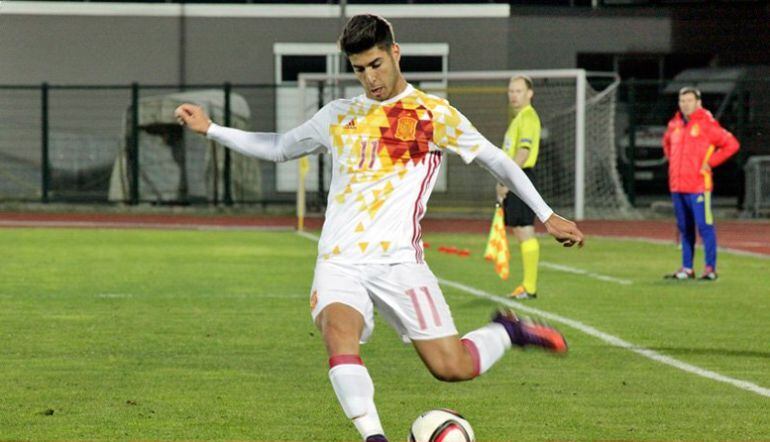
502;104;541;169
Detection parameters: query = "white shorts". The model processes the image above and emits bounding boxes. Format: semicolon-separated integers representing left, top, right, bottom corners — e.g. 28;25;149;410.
309;261;459;343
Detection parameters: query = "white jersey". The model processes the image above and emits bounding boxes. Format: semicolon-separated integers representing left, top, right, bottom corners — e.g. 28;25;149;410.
303;84;491;263
207;83;552;264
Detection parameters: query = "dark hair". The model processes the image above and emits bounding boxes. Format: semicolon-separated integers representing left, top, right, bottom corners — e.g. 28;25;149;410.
511;75;534;91
338;14;395;56
679;86;701;100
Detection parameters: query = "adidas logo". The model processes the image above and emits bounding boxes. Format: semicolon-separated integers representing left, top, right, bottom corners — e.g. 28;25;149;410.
344;119;357;129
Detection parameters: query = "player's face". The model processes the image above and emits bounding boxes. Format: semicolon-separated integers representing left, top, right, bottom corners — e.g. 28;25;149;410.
508;79;533;111
678;92;701;118
349;44;405;101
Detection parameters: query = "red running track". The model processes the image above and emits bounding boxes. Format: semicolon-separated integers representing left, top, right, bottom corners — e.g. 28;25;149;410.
1;211;768;256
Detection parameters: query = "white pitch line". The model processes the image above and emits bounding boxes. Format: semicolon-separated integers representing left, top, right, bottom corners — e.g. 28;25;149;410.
438;278;770;399
294;230;770;399
296;230;321;242
541;261;633;285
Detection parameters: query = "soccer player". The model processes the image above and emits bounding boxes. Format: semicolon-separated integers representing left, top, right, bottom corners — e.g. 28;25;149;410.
176;14;584;442
662;87;739;281
496;76;542;299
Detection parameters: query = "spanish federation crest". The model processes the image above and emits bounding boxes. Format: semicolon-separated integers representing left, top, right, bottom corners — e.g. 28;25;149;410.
395;117;418;141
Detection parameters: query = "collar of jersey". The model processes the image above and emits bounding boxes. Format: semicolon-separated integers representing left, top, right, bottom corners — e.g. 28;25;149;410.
360;83;414;105
515;104;534;115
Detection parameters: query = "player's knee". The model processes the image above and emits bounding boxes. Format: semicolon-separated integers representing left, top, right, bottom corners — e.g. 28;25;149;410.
320;320;361;355
513;226;535;242
426;361;475;383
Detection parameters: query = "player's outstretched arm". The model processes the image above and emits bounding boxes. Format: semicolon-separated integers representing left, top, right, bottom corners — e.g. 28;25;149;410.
473;142;584;247
174;103;326;163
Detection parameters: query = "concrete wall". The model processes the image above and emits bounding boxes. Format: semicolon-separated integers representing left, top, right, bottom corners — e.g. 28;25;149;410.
6;4;769;85
0;8;671;86
0;15;181;84
508;14;671;69
184;17;336;85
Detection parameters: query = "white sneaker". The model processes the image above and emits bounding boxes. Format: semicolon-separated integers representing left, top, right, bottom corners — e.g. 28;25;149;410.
664;268;694;280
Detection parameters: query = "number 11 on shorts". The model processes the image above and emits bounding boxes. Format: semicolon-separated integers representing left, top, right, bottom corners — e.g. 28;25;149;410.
406;287;442;330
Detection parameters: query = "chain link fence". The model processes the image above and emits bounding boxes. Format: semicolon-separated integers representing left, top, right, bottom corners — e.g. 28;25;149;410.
0;84;301;208
2;74;770;216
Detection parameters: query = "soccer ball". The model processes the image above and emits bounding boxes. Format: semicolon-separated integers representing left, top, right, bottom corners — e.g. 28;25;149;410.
408;408;475;442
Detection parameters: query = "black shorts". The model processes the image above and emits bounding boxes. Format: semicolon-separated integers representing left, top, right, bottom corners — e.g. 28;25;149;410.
503;168;536;227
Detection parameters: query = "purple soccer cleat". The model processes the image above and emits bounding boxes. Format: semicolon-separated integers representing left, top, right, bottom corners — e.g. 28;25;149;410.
492;309;568;353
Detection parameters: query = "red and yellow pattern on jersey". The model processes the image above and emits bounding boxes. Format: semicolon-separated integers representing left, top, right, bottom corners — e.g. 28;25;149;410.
311;84;491;264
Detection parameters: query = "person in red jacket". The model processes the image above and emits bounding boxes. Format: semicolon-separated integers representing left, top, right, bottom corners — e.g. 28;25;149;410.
662;87;739;281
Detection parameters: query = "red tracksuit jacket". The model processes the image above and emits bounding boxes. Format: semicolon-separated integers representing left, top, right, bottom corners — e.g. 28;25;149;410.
662;108;740;193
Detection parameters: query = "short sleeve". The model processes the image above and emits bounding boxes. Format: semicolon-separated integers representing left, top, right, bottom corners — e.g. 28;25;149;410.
517;109;540;149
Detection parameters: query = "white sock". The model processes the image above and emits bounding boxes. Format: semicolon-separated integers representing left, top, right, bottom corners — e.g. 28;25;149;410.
461;323;512;376
329;357;384;439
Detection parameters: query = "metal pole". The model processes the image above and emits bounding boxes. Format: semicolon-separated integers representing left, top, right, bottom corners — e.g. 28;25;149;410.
627;78;637;206
754;160;760;217
179;2;186;89
223;82;233;206
297;77;307;231
41;82;49;203
339;0;347;78
317;82;326;209
130;82;140;205
575;71;586;220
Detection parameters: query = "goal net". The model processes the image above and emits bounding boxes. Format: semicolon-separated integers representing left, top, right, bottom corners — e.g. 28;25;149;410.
294;70;635;222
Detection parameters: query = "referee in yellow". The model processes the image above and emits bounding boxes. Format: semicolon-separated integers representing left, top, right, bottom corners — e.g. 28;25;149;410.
496;75;542;300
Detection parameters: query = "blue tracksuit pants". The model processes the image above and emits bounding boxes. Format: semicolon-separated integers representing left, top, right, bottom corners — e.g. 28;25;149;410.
671;192;717;270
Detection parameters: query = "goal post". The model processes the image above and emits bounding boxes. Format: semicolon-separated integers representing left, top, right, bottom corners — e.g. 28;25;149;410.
295;69;634;227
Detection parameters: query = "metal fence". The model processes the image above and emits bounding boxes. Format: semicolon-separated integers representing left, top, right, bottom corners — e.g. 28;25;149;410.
3;75;770;213
743;155;770;218
0;83;311;208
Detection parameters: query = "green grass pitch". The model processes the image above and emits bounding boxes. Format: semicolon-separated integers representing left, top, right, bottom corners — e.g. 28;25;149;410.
1;227;768;441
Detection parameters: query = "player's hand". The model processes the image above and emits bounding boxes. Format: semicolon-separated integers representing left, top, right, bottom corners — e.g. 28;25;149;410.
495;183;508;203
174;104;212;135
543;213;584;248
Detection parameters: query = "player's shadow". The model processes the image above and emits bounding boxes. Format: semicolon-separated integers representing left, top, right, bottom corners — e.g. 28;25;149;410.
649;346;770;359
